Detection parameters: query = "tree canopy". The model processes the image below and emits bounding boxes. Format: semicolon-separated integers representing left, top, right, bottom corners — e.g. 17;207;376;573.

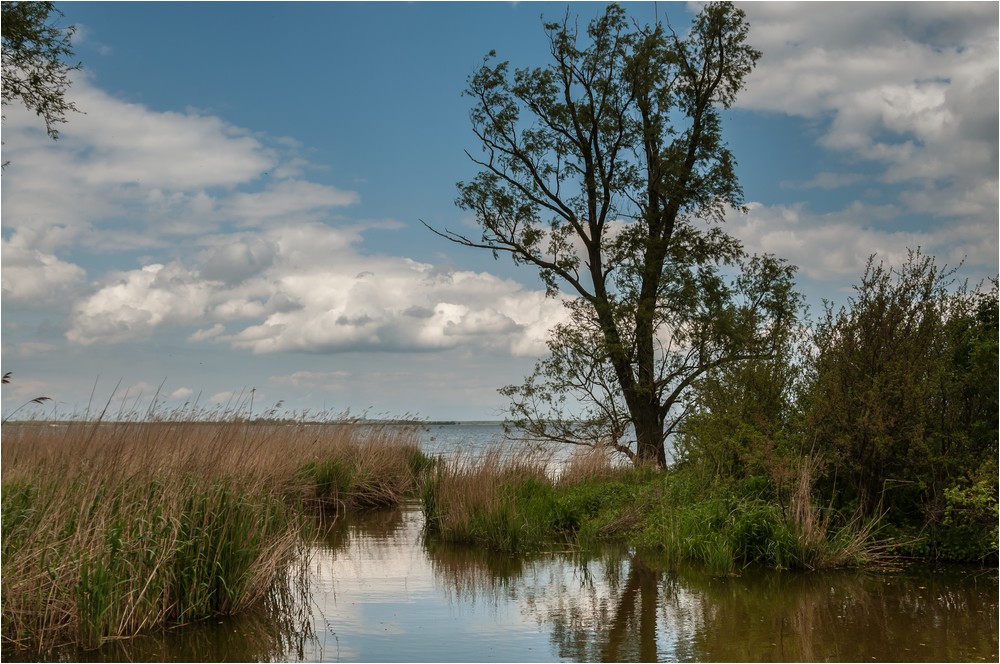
2;1;81;141
428;2;802;467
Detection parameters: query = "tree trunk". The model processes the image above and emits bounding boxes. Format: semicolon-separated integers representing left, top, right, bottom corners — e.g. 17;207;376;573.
633;402;666;467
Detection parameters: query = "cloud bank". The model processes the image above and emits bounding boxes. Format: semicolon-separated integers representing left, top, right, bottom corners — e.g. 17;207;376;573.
734;2;998;279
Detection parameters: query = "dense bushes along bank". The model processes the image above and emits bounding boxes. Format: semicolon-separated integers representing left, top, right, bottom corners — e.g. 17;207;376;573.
1;418;431;654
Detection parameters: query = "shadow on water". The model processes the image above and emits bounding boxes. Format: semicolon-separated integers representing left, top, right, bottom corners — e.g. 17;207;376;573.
10;503;998;662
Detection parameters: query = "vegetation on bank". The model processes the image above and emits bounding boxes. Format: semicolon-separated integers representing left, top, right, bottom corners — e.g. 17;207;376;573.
423;447;882;576
425;252;999;569
0;416;430;654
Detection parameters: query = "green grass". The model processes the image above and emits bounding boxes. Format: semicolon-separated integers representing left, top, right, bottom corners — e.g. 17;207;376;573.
423;445;885;575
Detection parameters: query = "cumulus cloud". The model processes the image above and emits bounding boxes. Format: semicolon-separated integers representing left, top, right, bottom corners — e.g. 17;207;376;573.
67;263;214;345
196;236;279;285
189;324;226;343
1;234;87;305
740;2;998;219
170;387;194;400
729;201;996;282
719;3;999;285
1;76;360;269
65;223;567;356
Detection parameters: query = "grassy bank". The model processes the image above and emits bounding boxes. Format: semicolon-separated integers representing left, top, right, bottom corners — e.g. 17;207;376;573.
423;446;885;575
1;417;430;654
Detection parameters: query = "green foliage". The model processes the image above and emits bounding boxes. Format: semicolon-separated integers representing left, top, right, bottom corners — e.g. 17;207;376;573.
675;249;997;563
633;475;803;575
296;443;434;511
805;251;998;529
423;453;879;572
930;463;999;563
430;3;802;467
298;458;354;507
1;1;81;141
2;474;299;650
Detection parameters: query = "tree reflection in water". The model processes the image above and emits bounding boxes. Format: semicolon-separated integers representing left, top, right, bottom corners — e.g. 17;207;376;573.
33;506;994;662
424;540;998;663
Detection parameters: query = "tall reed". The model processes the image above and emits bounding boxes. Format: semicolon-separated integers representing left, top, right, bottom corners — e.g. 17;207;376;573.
422;444;555;550
1;414;428;654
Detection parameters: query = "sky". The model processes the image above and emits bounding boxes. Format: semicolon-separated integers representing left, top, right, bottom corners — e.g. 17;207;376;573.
2;1;997;421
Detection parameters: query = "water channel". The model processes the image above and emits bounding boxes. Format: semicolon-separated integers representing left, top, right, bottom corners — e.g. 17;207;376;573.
17;424;1000;662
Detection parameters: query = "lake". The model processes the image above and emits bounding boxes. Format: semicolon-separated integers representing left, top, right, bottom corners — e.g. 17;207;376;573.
12;424;999;662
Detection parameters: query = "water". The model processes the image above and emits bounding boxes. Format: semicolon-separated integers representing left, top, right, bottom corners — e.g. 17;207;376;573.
304;507;998;663
11;424;999;662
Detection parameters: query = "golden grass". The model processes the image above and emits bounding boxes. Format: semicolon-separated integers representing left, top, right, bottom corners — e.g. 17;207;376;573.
557;444;625;485
1;416;427;654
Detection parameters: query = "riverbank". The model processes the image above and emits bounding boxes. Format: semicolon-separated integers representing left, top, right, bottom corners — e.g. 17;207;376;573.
422;446;872;574
422;444;996;574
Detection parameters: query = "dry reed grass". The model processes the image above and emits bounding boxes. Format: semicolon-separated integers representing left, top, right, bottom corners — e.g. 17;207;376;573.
557;445;626;485
1;415;427;654
422;443;551;547
787;455;891;569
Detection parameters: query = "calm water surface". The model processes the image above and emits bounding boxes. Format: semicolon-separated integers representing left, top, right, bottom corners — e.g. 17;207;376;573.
299;505;999;663
17;424;1000;662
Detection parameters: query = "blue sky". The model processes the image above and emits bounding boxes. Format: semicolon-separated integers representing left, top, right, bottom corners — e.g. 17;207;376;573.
2;1;997;420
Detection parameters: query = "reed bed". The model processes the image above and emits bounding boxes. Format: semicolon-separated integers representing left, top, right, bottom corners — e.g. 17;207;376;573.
422;444;553;550
1;416;429;654
422;444;645;551
422;443;884;573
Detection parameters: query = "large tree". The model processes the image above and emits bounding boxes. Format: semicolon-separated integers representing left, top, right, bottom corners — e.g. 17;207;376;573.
428;2;800;467
2;1;81;141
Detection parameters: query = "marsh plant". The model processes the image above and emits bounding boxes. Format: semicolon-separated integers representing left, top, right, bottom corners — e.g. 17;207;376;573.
423;444;885;575
1;409;429;654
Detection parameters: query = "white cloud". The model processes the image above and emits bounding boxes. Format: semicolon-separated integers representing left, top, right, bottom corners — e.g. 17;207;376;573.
67;263;215;345
1;76;360;268
66;83;273;190
65;223;568;356
740;2;998;220
1;232;87;304
170;387;194;400
219;226;567;356
729;201;996;282
189;324;226;343
196;236;279;285
210;391;235;405
269;370;352;389
223;180;359;227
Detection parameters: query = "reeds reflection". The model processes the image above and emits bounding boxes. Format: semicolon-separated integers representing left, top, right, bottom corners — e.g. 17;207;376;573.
421;531;998;663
